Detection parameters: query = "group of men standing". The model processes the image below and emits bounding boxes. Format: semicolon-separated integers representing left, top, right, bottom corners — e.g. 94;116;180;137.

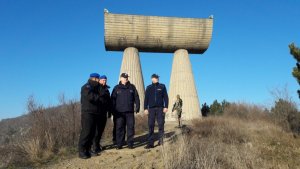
78;72;170;159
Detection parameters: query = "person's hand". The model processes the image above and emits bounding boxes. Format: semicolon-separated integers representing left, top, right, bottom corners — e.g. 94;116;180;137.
163;108;168;113
144;109;149;115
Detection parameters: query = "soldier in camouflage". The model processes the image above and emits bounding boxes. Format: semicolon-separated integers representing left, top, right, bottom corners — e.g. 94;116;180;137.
172;95;183;128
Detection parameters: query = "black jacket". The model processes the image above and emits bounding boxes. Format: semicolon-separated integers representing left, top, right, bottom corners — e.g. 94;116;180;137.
144;82;169;109
80;79;109;115
99;84;113;117
111;81;140;113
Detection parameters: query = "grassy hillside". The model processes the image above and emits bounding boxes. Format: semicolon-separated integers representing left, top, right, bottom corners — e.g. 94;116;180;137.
1;96;300;169
162;116;300;169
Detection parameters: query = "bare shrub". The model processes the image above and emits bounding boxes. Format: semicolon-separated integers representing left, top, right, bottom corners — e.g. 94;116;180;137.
271;98;300;134
191;118;249;144
161;115;300;169
2;95;82;167
223;103;270;122
0;144;30;168
269;87;300;134
28;96;80;148
18;138;43;162
1;94;149;168
162;118;256;169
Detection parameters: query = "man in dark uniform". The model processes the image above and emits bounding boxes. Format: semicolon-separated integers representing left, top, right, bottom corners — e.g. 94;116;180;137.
79;73;107;159
144;74;169;149
91;75;112;155
111;73;140;149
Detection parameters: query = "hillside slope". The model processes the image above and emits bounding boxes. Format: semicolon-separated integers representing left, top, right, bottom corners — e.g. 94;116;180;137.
43;122;178;169
43;116;300;169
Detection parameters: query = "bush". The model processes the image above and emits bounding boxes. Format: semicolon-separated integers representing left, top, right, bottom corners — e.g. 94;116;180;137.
271;98;300;134
0;94;149;168
161;115;300;169
209;100;230;116
162;117;256;169
209;97;300;135
223;102;270;121
16;95;82;166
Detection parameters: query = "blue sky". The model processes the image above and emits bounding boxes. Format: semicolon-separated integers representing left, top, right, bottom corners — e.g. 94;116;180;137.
0;0;299;120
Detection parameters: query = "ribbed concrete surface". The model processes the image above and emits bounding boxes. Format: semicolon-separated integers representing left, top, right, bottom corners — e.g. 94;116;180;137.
119;47;145;113
167;49;201;121
104;13;213;54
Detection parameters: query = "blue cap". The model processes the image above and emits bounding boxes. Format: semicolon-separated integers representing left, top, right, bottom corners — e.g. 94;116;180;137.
100;75;107;79
90;73;100;78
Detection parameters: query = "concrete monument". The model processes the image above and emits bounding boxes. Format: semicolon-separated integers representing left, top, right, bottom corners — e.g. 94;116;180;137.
104;10;213;119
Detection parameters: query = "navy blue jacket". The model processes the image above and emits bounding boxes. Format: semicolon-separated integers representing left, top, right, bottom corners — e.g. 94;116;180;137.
144;82;169;109
111;81;140;113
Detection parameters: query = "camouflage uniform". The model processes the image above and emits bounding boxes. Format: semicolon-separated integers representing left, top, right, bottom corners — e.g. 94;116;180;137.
172;98;183;118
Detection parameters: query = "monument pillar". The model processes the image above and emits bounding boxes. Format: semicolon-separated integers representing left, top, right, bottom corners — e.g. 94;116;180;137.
120;47;145;113
167;49;201;121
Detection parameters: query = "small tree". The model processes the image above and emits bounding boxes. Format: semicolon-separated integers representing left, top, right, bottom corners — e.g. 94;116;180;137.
221;100;230;109
288;43;300;99
271;98;300;134
209;100;230;116
210;100;222;116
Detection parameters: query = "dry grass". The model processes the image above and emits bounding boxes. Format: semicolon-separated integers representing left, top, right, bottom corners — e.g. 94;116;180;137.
2;97;299;169
0;95;149;168
161;103;300;169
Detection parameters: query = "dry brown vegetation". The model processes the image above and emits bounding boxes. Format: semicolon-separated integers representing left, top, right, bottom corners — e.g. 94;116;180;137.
161;103;300;169
0;95;149;168
1;93;300;169
0;95;81;168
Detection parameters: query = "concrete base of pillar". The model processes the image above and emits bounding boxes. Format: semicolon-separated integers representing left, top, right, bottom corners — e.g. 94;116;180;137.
166;49;201;121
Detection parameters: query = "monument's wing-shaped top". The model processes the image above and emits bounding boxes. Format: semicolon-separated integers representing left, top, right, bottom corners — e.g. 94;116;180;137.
104;12;213;54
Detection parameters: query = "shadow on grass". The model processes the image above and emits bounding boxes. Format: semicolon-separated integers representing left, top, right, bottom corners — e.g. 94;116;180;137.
104;131;175;150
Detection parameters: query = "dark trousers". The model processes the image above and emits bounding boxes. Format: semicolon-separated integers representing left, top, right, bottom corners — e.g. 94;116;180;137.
148;107;165;146
113;115;126;143
116;112;135;147
78;113;100;152
92;115;107;150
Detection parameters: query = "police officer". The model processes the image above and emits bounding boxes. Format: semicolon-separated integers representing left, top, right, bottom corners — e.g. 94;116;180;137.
79;73;108;159
91;75;112;155
144;74;169;149
172;94;183;128
111;73;140;149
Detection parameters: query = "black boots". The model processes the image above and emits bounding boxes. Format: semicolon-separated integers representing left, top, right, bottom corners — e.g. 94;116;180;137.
79;151;91;159
144;145;154;149
91;145;105;156
116;146;123;150
128;145;134;149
